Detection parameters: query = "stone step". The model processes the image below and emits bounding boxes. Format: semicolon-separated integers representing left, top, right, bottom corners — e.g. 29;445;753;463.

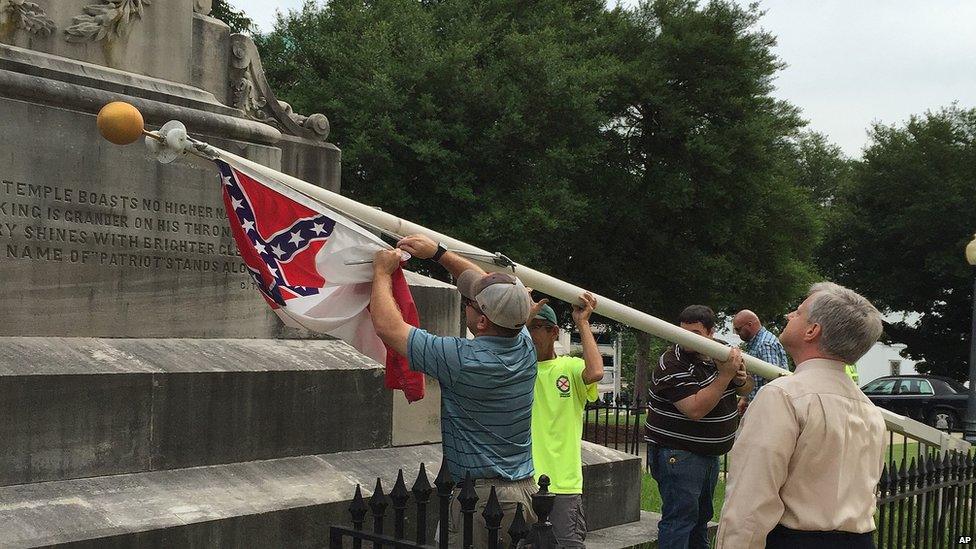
586;511;718;549
0;443;640;548
0;337;392;487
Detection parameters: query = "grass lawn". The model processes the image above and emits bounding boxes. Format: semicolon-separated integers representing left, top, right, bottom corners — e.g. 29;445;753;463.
887;441;923;467
640;470;727;516
584;408;645;427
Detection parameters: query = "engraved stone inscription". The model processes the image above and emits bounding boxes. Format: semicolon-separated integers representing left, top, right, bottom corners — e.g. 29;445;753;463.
0;97;281;337
0;178;248;275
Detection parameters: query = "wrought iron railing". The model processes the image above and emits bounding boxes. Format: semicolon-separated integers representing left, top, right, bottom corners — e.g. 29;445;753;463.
582;403;646;456
876;451;976;548
328;459;559;549
585;401;976;546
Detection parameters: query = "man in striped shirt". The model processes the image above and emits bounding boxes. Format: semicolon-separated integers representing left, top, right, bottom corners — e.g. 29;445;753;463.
732;310;790;415
645;305;753;549
370;234;540;547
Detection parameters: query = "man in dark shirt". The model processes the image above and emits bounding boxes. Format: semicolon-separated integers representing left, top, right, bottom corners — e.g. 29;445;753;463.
644;305;753;549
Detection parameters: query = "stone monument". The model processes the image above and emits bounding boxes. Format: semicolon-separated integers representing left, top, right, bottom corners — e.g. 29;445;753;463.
0;1;639;546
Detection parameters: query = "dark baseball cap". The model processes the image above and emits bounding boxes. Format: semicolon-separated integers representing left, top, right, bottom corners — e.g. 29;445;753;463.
534;304;558;326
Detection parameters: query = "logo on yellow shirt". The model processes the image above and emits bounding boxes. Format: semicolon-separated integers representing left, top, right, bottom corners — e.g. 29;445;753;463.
556;375;571;397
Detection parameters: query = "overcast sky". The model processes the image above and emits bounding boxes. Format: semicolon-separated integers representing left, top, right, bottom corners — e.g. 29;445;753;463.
234;0;976;158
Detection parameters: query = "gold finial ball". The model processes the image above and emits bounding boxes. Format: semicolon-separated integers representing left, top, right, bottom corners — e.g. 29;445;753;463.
97;101;144;145
966;233;976;266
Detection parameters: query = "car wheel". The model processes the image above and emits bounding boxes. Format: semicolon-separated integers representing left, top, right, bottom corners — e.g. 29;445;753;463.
927;409;958;431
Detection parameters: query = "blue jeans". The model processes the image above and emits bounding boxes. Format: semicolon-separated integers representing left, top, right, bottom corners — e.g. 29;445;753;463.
647;444;719;549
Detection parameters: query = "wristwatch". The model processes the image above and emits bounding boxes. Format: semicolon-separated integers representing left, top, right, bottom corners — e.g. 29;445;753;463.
431;242;448;262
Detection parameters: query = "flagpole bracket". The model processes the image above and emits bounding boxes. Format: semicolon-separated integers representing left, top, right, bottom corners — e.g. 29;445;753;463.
145;121;218;163
145;120;189;164
491;252;517;271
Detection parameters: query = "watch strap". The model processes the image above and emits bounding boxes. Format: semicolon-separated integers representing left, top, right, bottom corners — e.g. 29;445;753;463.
431;243;448;262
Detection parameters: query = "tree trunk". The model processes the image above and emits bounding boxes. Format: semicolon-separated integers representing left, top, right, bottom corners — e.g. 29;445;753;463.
634;330;652;408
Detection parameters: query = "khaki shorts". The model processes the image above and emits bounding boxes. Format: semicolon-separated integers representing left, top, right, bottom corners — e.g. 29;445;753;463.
447;477;538;547
550;494;587;548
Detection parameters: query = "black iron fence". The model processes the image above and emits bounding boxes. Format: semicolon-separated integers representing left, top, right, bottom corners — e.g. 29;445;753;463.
329;450;976;548
583;403;733;476
876;451;976;548
328;459;559;549
582;403;645;456
585;403;976;546
584;403;966;474
883;429;968;472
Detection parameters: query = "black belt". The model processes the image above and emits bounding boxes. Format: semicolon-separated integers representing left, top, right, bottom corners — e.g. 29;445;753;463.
766;525;875;549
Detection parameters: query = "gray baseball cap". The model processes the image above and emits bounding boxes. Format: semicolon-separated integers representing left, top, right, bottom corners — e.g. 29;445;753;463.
456;269;531;330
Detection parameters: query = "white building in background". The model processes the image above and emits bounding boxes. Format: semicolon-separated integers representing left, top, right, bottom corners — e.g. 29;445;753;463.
555;324;621;401
855;342;921;385
847;311;923;385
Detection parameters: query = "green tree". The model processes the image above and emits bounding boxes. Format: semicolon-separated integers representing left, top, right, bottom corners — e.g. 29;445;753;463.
254;0;821;400
789;131;854;208
820;106;976;380
553;0;820;402
211;0;256;34
255;0;625;273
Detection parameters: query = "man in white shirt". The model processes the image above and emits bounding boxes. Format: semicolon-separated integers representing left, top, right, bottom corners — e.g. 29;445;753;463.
715;282;886;549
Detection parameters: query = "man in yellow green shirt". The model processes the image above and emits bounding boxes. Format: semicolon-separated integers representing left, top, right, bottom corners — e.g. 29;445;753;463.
528;292;604;547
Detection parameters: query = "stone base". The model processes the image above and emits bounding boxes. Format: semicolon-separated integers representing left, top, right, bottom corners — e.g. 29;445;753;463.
586;511;718;549
0;337;391;486
0;446;441;549
0;444;640;548
581;442;642;531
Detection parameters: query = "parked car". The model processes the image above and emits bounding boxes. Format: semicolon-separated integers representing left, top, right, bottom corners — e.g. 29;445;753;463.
860;375;967;431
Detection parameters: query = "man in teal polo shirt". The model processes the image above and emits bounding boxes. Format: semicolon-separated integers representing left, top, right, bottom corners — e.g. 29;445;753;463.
528;293;604;547
370;234;540;547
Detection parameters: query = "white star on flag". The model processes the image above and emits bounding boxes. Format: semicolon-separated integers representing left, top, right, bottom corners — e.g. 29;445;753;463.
232;197;243;210
241;219;255;232
268;267;278;278
222;175;233;186
289;231;303;246
272;245;286;258
254;242;266;254
311;223;326;236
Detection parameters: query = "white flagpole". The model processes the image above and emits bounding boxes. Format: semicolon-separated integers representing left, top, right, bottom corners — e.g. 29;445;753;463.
135;119;967;453
216;147;788;381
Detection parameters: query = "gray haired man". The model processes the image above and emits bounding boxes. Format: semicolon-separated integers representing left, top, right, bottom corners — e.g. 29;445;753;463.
716;282;886;549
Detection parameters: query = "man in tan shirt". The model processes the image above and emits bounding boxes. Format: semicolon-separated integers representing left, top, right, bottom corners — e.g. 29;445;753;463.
715;282;886;549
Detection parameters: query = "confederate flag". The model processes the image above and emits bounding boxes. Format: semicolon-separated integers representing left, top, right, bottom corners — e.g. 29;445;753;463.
214;158;424;402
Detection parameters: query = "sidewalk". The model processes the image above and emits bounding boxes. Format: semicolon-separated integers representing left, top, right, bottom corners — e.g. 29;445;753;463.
586;511;718;549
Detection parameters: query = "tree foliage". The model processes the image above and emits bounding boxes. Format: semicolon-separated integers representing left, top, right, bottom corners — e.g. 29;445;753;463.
254;0;825;394
550;1;819;397
210;0;255;34
789;131;854;208
255;0;625;273
820;106;976;380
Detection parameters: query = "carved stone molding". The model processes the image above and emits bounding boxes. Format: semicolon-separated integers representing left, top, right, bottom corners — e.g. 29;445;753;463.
0;0;56;36
194;0;212;16
229;33;330;142
65;0;152;43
